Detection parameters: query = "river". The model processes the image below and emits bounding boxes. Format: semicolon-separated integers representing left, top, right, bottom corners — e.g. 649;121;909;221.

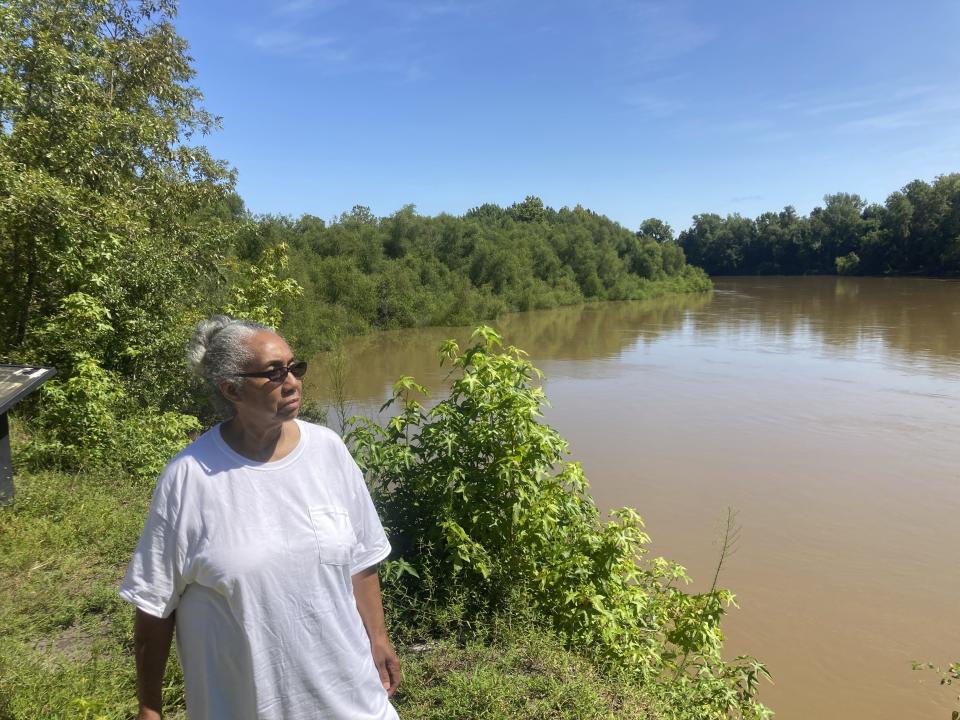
305;276;960;719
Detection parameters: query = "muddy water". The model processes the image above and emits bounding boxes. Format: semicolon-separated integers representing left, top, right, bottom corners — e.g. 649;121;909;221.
306;277;960;719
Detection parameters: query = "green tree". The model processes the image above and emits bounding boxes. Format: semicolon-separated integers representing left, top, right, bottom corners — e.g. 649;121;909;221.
0;1;299;470
0;0;233;386
680;214;755;275
678;213;720;270
834;251;860;275
808;193;869;273
509;195;546;223
638;217;675;244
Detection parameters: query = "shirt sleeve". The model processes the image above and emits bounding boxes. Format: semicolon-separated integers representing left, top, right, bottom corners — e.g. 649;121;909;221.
342;444;392;576
119;482;187;619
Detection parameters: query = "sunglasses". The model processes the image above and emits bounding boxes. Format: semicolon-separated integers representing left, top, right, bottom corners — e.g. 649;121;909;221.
237;360;308;383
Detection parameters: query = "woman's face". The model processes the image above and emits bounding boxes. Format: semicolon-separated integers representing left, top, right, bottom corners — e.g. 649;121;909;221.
226;331;302;425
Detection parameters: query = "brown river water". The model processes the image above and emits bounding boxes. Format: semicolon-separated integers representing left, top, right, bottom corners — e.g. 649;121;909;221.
305;277;960;719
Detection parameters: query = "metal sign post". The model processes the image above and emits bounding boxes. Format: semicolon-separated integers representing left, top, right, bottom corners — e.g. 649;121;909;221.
0;411;11;502
0;364;57;504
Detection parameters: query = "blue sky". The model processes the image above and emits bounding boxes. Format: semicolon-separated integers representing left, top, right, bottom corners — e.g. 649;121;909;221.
175;0;960;233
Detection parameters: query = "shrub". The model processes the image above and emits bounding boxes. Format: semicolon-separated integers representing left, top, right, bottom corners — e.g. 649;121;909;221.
835;251;861;275
21;354;199;479
349;327;771;719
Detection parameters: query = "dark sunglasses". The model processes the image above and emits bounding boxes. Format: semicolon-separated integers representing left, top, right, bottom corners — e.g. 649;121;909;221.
237;360;308;383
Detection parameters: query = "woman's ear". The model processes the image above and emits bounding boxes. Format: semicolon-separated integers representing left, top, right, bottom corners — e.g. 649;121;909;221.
220;379;242;405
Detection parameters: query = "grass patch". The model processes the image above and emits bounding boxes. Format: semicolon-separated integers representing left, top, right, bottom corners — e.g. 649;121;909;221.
0;466;175;719
395;631;657;720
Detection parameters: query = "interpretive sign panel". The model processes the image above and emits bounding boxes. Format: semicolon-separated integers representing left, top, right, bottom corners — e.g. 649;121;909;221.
0;364;56;503
0;364;57;414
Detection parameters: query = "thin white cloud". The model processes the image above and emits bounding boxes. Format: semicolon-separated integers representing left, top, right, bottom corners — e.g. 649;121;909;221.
890;133;960;164
779;84;938;116
723;118;771;133
274;0;344;16
386;0;478;22
774;84;956;133
364;54;432;82
801;85;939;118
620;91;683;117
252;31;348;62
628;1;715;66
803;99;875;117
754;130;796;144
247;0;483;77
760;83;960;144
837;94;960;132
613;2;713;113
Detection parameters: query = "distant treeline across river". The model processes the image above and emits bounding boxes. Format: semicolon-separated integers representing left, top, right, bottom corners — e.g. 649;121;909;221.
677;173;960;277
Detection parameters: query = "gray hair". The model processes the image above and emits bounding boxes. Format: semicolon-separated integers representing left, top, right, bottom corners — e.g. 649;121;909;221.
186;315;274;419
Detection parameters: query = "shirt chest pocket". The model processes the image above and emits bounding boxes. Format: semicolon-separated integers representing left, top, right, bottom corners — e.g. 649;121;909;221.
308;505;355;566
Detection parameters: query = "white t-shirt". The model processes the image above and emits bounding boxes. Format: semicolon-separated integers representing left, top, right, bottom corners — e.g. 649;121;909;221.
120;420;398;720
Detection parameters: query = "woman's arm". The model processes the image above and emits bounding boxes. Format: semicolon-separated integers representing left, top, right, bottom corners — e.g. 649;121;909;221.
352;566;401;697
134;608;176;720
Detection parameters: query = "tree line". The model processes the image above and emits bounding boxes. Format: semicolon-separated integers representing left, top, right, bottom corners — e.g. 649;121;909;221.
235;199;708;354
678;175;960;276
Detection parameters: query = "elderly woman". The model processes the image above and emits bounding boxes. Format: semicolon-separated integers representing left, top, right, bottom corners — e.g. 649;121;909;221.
120;316;400;720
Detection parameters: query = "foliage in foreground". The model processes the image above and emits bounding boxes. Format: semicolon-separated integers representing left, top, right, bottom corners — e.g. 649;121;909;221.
349;328;772;719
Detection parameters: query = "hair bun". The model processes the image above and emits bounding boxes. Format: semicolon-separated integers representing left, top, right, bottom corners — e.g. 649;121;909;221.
184;315;273;418
186;315;234;377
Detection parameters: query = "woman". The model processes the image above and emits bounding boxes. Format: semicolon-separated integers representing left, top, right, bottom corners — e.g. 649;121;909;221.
121;316;400;720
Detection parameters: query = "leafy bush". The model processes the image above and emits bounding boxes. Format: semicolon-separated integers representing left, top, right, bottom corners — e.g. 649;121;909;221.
835;251;860;275
21;353;200;478
350;327;771;719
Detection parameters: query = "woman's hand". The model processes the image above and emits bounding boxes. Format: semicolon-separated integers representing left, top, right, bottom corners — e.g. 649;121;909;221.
370;635;402;697
352;565;401;697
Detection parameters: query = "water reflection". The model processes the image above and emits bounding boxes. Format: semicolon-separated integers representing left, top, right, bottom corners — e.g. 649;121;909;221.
493;290;714;361
700;278;960;371
306;291;716;405
308;277;960;408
